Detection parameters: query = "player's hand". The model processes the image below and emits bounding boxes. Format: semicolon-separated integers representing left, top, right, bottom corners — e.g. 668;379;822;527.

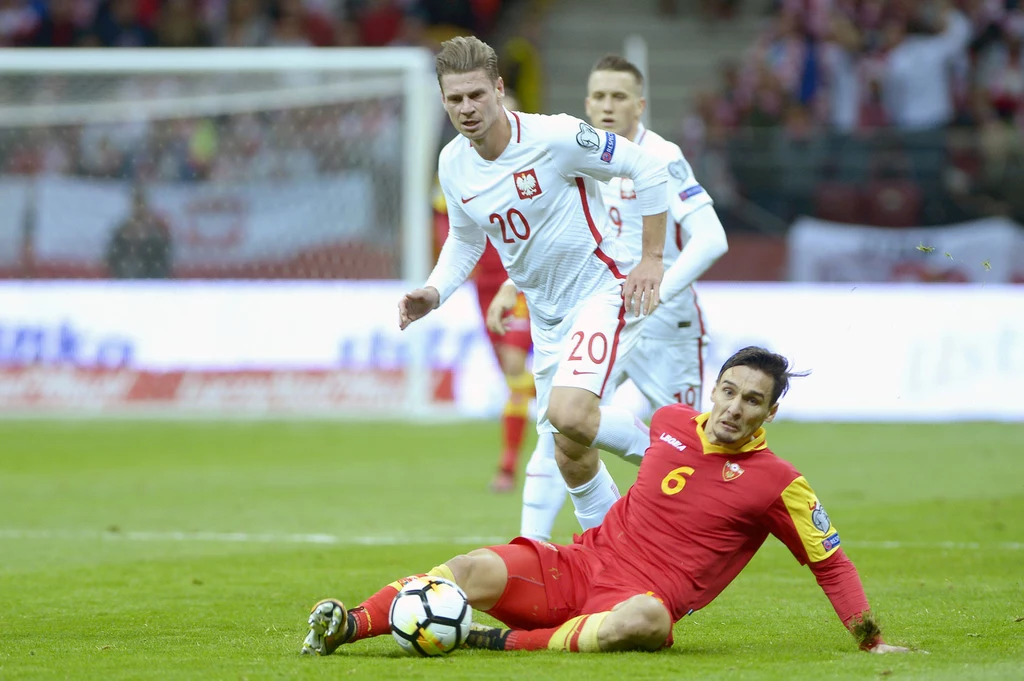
398;287;440;330
622;256;662;317
866;643;913;654
486;282;518;336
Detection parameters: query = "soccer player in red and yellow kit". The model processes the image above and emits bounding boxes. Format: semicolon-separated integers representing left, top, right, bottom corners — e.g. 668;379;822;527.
302;347;910;656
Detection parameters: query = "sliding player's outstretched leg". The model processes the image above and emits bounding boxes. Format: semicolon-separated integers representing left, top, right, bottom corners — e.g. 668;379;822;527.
300;553;509;656
299;572;435;656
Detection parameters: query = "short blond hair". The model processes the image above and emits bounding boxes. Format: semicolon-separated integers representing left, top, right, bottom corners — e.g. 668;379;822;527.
435;36;500;87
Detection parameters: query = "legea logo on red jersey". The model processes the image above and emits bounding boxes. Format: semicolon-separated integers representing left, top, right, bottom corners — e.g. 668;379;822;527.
722;461;744;481
659;432;686;451
514;169;541;200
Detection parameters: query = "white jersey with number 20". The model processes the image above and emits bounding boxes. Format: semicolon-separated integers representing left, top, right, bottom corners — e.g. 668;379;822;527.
427;109;668;325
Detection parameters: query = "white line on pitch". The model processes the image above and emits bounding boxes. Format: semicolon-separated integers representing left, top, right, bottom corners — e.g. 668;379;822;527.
0;529;1020;550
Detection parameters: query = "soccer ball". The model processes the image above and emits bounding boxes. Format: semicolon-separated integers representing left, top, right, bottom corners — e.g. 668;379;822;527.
389;576;472;656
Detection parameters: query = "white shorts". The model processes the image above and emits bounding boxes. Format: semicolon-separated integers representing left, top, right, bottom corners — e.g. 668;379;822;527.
532;291;644;435
607;332;707;411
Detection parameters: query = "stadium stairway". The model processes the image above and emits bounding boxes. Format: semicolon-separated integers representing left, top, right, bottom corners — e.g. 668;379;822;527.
539;0;770;140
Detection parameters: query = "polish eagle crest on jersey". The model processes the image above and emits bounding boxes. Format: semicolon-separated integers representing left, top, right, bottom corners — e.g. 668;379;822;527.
722;460;744;481
620;178;636;200
514;169;541;199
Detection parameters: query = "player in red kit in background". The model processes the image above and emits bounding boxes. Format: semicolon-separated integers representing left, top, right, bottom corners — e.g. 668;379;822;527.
302;346;912;656
474;239;535;492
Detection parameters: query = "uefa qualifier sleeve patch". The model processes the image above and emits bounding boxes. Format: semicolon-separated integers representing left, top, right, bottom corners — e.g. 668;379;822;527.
780;476;841;563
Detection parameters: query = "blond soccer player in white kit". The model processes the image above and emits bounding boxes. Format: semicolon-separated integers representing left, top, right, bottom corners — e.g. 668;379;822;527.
398;37;670;531
490;55;730;541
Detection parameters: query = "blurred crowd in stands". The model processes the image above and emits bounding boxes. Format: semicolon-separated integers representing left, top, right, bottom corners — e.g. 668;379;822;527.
0;0;506;49
0;0;527;184
4;0;1023;232
683;0;1024;226
1;102;403;183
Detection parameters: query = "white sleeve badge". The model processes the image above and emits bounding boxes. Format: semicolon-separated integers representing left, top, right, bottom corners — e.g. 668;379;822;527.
575;122;601;151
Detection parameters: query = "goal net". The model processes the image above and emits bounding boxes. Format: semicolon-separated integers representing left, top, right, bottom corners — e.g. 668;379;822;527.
0;48;488;419
0;48;438;281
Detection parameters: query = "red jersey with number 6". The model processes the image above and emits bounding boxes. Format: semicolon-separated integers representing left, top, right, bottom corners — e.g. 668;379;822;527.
577;403;843;621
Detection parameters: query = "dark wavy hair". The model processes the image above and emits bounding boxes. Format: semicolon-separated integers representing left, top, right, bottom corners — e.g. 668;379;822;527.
716;346;810;405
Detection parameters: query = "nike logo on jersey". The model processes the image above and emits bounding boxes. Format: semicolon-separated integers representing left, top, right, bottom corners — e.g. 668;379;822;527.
461;195;478;203
572;369;597;376
659;432;686;451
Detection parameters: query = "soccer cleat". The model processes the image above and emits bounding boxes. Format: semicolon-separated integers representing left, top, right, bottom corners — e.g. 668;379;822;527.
489;471;516;494
301;599;353;656
463;623;512;651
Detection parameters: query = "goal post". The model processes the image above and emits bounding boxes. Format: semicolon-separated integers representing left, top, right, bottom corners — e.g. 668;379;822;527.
0;48;471;419
0;47;440;285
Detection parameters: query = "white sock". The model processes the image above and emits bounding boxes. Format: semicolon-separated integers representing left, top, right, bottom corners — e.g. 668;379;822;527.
567;460;621;530
520;435;566;541
589;405;650;466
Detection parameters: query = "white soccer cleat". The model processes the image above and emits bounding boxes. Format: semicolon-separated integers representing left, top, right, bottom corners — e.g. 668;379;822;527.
301;599;348;656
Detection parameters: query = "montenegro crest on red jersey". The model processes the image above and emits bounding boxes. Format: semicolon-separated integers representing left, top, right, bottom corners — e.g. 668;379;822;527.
722;461;744;481
514;169;541;199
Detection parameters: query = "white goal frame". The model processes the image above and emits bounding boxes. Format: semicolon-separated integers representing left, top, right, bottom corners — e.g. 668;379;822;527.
0;47;439;286
0;48;446;418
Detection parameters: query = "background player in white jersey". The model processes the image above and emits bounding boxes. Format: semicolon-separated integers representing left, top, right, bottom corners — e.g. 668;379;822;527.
398;37;669;532
489;54;729;541
590;54;729;414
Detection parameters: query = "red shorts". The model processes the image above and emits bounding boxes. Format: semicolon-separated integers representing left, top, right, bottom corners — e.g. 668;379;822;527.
483;537;652;631
475;280;532;352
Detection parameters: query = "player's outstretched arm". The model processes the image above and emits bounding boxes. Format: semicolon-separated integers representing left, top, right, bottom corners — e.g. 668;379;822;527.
412;162;487;327
805;551;912;653
485;279;519;335
398;286;441;330
847;611;911;654
764;477;915;653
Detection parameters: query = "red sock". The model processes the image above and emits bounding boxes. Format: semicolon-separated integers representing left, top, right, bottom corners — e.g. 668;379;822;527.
498;371;533;476
348;574;427;641
505;628;554;651
501;613;608;652
500;413;527;474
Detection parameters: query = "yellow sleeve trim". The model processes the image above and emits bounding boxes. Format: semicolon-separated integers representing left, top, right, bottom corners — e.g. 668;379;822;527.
780;476;840;563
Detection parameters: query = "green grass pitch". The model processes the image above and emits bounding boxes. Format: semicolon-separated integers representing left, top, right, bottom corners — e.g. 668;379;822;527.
1;418;1022;680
